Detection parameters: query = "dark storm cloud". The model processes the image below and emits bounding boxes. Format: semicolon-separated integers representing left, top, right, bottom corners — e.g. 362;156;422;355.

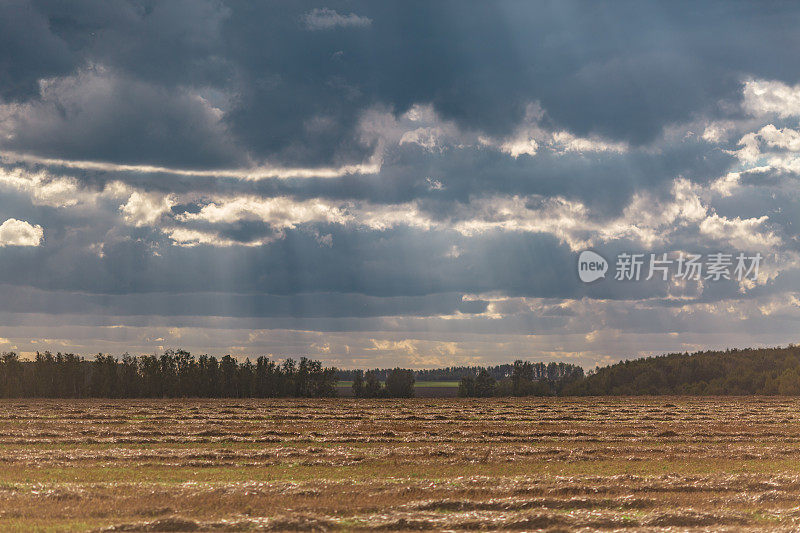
217;0;800;158
2;67;245;168
3;1;800;167
33;0;233;88
0;0;75;100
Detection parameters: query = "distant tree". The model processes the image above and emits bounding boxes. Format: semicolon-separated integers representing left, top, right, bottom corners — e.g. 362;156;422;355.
255;356;279;397
220;355;238;397
459;369;498;397
385;368;415;398
138;355;161;397
238;359;255;397
0;352;24;397
118;354;140;398
198;354;220;397
352;370;365;397
511;360;534;395
295;357;334;397
159;351;178;396
34;352;57;397
314;366;338;397
475;369;497;397
90;354;119;398
363;370;384;398
281;358;296;396
493;360;553;396
778;368;800;395
458;375;476;397
174;349;196;397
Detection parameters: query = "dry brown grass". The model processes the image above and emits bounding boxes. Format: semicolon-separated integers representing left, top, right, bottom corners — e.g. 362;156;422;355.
0;397;799;531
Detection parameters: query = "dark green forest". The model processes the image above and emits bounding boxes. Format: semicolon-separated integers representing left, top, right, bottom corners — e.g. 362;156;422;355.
563;345;800;395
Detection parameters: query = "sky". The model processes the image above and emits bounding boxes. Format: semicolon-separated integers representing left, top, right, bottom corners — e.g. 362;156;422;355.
1;1;800;369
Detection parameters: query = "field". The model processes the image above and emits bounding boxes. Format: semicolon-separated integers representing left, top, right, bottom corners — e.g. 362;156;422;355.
1;398;800;531
336;381;459;397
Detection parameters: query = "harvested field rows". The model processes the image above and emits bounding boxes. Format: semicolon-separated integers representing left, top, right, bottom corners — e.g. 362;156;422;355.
0;397;799;531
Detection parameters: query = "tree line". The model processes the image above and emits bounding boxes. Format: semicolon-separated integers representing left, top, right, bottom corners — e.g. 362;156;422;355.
458;360;585;397
0;351;584;399
350;369;415;398
0;350;337;398
563;345;800;396
5;345;799;398
337;361;583;383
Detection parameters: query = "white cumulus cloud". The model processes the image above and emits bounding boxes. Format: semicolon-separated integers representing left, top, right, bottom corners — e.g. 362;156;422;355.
742;79;800;118
0;218;43;246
